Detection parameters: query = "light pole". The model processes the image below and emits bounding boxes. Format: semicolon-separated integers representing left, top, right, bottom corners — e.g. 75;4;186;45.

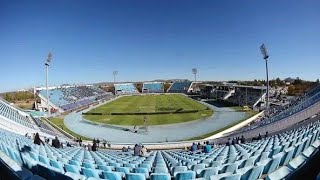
113;70;118;84
260;43;269;115
192;68;197;82
45;52;52;116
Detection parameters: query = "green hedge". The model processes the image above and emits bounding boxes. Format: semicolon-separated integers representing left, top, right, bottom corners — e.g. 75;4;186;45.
82;109;199;116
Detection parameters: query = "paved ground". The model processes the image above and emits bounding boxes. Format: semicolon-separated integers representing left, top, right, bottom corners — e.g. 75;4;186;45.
64;101;245;143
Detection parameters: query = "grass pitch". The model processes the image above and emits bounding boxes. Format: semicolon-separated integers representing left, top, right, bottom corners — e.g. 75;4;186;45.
84;94;213;126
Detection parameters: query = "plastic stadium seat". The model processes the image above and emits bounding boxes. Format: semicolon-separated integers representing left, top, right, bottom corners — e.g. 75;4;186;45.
116;166;130;174
154;166;168;173
172;166;187;176
126;173;146;180
82;162;96;169
133;167;149;178
237;165;264;180
210;172;232;180
98;165;112;172
257;152;284;175
279;147;295;166
150;173;171;180
69;160;81;167
65;172;86;180
102;171;122;180
219;163;238;174
175;171;196;180
198;167;219;180
265;166;293;180
209;161;222;167
38;155;50;166
220;174;241;180
50;159;64;173
139;163;151;171
82;168;100;178
191;164;206;174
287;155;307;170
64;164;81;174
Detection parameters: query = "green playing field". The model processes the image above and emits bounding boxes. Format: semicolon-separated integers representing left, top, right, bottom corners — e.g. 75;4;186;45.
83;94;213;126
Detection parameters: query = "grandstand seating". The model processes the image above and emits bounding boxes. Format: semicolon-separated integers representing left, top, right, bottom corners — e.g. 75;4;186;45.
114;83;139;94
0;118;319;179
167;81;192;93
38;86;112;112
227;87;265;109
142;82;164;93
0;99;35;129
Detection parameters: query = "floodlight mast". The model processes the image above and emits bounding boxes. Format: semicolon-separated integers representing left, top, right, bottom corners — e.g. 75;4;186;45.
192;68;197;83
45;52;52;116
113;70;118;84
260;44;270;116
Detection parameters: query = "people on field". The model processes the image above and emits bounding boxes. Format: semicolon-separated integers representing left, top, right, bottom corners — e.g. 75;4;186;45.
33;133;44;145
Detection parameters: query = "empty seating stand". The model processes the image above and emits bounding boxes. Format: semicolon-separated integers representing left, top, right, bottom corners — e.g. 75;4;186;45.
0;119;319;179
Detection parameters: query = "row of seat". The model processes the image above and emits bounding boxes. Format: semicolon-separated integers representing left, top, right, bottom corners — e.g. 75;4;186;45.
0;118;319;179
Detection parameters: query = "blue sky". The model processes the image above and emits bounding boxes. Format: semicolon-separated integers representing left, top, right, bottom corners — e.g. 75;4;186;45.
0;0;319;92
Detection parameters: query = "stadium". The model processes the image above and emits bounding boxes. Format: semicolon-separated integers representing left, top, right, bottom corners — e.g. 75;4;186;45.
1;1;320;180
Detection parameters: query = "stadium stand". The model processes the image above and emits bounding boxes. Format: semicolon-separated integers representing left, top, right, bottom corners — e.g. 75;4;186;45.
38;86;112;112
226;86;266;109
142;82;164;93
0;99;36;129
167;81;192;93
0;118;319;179
114;83;139;94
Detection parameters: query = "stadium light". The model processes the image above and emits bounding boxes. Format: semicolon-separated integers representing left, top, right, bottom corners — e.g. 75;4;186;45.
192;68;197;82
45;52;52;116
113;70;118;83
260;43;270;115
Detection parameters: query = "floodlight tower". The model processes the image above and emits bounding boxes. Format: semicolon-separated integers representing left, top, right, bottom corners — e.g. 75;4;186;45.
192;68;198;82
45;52;52;116
113;70;118;83
260;44;270;115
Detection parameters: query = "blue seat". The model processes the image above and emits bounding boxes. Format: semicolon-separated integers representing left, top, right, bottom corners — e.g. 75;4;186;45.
220;174;241;180
172;166;187;176
98;165;112;172
279;147;295;166
175;171;196;180
82;168;100;178
265;166;293;180
154;167;168;173
83;162;96;169
150;173;171;180
133;167;149;178
102;171;122;180
69;160;81;167
219;163;238;174
64;164;80;174
50;159;64;173
237;165;264;180
139;164;151;171
126;173;146;180
257;153;284;174
198;167;218;180
116;166;130;174
38;155;50;166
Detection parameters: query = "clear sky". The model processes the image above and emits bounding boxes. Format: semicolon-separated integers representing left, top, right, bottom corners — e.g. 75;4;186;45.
0;0;319;92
